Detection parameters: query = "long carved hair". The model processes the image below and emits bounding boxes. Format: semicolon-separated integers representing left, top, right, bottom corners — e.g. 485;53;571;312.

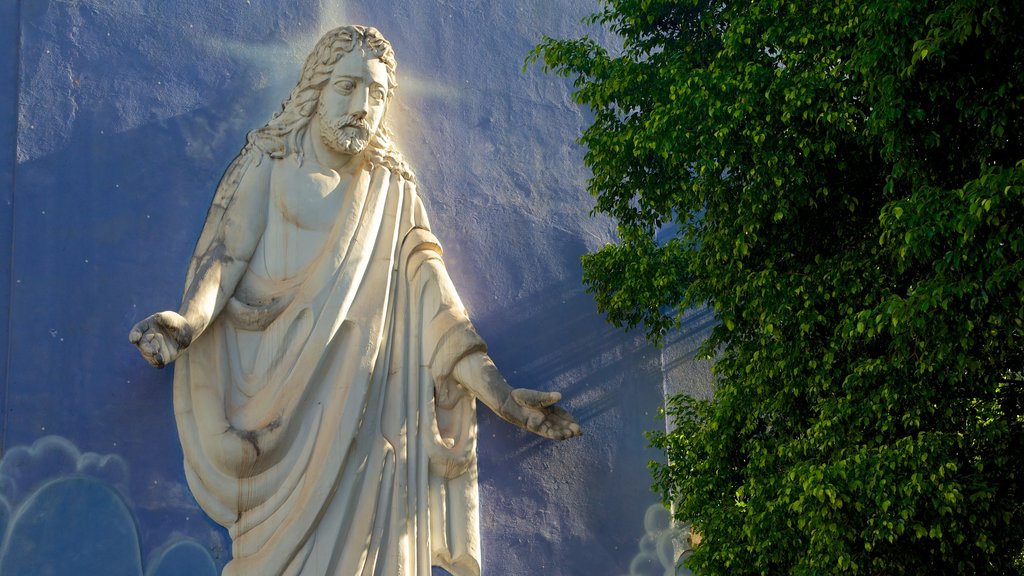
246;25;414;180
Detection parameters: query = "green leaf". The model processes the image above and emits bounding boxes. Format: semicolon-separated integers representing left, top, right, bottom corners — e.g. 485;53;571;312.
533;0;1024;572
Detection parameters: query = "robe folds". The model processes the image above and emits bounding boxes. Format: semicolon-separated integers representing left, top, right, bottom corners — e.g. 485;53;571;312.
172;155;484;576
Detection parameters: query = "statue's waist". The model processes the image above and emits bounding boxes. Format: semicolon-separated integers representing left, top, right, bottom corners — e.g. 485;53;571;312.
226;270;305;330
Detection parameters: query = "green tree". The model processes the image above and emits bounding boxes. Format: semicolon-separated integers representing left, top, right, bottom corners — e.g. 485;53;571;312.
530;0;1024;573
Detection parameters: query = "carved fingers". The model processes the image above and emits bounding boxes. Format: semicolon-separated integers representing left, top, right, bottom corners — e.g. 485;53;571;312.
534;404;583;441
509;388;583;441
511;388;561;409
128;311;193;369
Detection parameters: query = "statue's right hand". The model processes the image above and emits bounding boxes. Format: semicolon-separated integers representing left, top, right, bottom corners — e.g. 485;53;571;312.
128;311;193;369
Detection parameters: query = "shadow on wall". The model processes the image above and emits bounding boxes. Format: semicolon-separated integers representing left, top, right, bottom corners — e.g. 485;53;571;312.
0;436;217;576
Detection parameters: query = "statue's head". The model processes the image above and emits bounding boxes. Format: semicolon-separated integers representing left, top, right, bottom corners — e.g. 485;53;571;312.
315;37;391;156
247;26;412;178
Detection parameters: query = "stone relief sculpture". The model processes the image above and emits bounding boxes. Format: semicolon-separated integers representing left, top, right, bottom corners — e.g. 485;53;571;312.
128;25;581;576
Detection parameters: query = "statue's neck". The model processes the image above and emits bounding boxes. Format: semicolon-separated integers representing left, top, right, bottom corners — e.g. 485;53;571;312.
308;120;365;176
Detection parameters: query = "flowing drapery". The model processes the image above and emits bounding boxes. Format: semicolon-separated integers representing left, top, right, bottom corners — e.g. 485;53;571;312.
173;159;483;575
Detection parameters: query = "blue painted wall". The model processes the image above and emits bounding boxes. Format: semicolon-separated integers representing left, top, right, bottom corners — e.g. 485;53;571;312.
2;1;709;574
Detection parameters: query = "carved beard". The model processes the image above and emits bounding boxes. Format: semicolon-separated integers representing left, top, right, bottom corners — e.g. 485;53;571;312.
318;103;373;155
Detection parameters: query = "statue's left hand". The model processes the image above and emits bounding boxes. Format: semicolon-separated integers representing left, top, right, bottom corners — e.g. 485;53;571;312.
502;389;582;441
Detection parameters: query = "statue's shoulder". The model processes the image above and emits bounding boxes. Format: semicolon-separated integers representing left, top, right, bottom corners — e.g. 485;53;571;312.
209;148;275;204
366;144;416;183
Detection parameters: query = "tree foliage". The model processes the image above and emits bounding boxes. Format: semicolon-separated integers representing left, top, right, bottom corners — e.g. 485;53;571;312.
530;0;1024;573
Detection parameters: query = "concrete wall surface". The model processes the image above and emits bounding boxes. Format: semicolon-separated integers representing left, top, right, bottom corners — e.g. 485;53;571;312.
1;1;712;574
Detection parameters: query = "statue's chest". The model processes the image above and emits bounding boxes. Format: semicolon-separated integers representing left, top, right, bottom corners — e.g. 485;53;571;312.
252;160;367;282
269;162;349;232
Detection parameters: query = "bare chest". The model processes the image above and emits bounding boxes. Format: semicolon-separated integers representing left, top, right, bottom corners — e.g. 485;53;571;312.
269;161;350;232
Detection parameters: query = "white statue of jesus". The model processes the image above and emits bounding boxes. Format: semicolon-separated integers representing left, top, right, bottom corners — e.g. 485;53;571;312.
129;25;580;576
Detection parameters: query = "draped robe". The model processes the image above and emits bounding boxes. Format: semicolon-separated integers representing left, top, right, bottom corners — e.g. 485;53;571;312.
172;151;483;576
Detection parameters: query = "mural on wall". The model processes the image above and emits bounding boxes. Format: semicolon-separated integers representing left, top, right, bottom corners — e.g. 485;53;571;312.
2;0;715;574
0;436;221;575
0;439;692;575
620;504;696;576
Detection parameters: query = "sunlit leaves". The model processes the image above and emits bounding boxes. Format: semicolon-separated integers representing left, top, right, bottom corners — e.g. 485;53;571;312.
533;0;1024;573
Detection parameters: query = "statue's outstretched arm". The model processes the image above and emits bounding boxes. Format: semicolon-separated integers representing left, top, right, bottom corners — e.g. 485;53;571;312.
452;352;582;441
129;152;271;368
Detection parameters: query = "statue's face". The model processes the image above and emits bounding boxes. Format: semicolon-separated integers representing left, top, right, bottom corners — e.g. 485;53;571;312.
317;49;390;156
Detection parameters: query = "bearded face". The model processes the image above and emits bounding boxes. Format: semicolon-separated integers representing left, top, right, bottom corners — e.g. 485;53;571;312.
315;50;390;157
318;104;374;155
